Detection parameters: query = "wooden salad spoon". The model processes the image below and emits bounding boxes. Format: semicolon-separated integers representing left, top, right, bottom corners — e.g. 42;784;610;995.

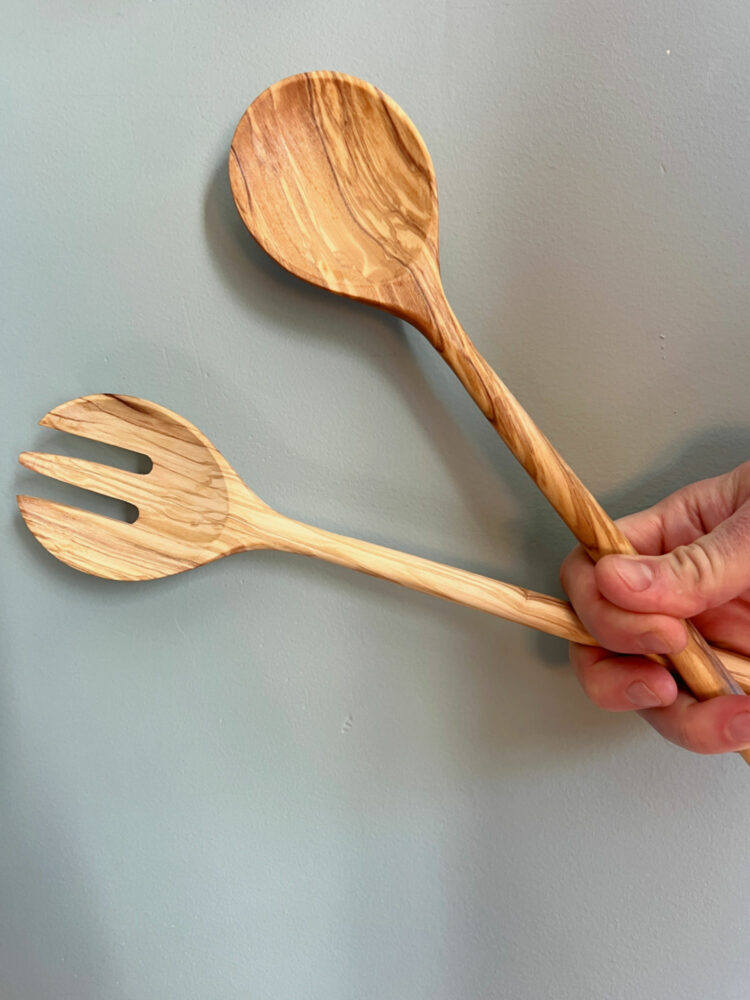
228;70;748;749
17;394;750;696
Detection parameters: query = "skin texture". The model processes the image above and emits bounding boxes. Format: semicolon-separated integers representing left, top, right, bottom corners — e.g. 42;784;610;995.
561;461;750;754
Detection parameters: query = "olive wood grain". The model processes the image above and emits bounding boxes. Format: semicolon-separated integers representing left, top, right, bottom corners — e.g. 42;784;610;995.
17;395;750;701
228;71;747;757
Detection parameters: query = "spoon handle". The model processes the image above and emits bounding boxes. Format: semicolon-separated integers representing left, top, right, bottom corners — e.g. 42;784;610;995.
404;271;746;736
245;510;750;692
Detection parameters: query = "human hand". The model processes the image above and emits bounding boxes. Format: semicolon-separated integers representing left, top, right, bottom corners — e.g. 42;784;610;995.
560;461;750;753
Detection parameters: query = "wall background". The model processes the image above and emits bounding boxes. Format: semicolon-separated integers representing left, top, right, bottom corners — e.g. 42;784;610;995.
2;2;749;997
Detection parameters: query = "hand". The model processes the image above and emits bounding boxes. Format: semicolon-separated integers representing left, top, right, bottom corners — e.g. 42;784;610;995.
560;461;750;753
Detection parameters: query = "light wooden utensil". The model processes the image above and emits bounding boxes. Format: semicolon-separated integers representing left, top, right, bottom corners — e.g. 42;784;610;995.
17;395;750;695
228;70;747;749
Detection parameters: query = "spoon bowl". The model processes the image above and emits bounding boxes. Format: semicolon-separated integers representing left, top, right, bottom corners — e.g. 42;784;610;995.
230;72;438;304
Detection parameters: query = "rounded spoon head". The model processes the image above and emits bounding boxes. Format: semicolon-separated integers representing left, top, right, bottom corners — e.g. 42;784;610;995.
229;71;440;309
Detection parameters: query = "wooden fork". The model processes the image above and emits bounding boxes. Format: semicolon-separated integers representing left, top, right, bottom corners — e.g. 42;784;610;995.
17;394;750;691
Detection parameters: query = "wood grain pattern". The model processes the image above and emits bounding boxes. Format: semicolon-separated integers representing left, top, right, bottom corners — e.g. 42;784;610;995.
17;395;750;697
229;71;747;752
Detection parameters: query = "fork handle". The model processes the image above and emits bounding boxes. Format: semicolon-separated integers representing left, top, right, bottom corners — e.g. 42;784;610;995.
250;511;750;693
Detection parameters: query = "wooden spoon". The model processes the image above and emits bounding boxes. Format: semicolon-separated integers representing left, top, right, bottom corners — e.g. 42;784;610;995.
17;394;750;695
228;71;747;750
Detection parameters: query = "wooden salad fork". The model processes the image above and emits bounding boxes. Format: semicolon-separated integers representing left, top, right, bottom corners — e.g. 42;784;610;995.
17;395;750;694
228;71;746;740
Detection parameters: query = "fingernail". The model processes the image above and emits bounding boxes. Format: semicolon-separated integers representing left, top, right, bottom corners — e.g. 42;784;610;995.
626;680;663;708
612;558;654;592
637;631;673;655
725;712;750;747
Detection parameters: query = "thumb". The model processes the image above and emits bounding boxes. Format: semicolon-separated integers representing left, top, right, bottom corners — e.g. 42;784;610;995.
595;506;750;618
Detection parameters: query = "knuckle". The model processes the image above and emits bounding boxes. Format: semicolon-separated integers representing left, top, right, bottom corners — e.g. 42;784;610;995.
584;679;612;710
729;461;750;501
573;654;621;710
680;730;715;755
559;549;582;591
668;543;719;603
673;715;719;755
593;625;640;655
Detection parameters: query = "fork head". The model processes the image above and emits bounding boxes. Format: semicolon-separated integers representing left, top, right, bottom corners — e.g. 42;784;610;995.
18;394;269;581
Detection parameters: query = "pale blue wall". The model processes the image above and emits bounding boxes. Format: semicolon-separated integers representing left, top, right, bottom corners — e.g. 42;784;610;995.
2;2;750;997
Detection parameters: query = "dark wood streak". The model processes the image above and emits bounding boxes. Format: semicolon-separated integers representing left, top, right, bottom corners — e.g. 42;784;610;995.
108;394;151;415
304;73;421;282
303;75;388;266
228;143;253;212
378;96;433;181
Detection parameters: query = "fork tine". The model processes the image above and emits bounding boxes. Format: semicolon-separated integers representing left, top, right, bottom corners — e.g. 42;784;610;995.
17;494;192;581
19;452;147;507
40;395;155;452
40;395;211;467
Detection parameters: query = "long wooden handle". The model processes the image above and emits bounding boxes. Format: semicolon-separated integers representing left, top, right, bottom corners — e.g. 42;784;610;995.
398;263;747;753
245;509;750;693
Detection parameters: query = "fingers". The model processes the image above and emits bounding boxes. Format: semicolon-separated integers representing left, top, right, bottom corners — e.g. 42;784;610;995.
570;644;750;752
592;467;750;619
561;463;750;753
560;545;688;656
640;691;750;754
692;604;750;658
570;644;678;710
594;503;750;617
